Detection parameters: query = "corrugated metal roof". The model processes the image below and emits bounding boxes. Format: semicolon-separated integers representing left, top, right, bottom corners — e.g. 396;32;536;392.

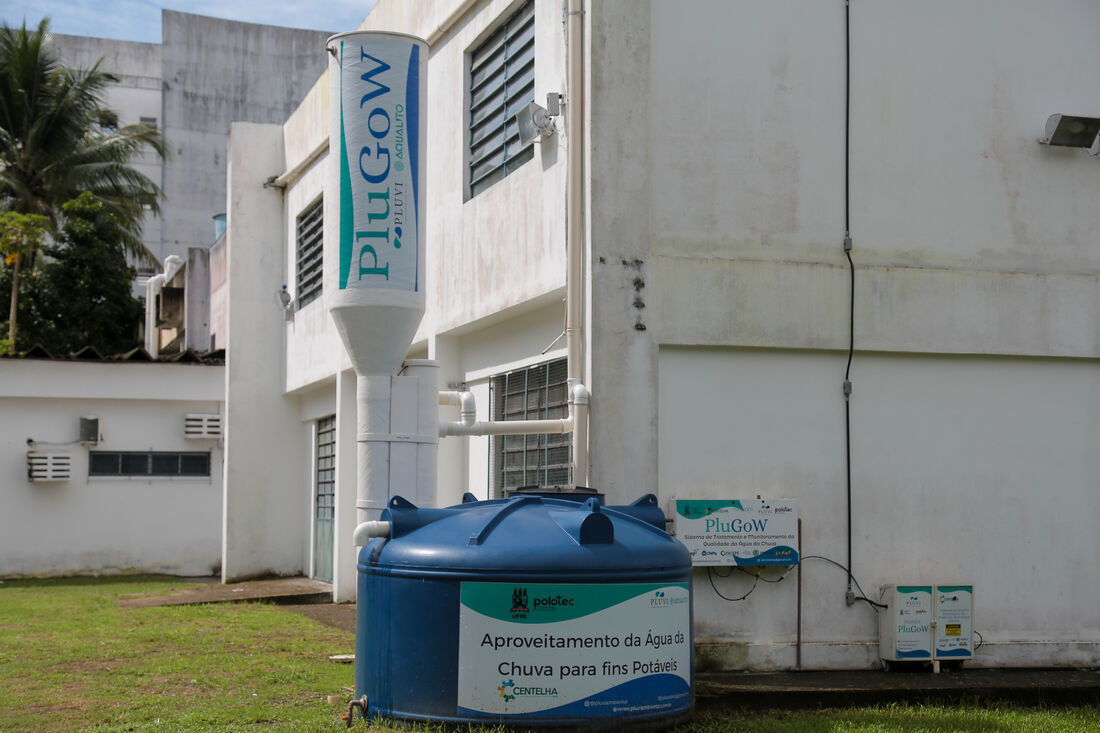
7;344;225;365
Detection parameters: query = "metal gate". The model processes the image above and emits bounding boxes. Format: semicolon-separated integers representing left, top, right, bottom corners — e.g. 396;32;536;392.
313;416;336;583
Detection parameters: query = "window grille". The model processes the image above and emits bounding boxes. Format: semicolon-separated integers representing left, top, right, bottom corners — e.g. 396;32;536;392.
491;357;571;496
89;451;211;477
295;197;324;308
468;0;535;197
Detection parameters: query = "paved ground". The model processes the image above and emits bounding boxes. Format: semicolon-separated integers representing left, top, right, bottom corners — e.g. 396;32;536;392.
117;576;332;608
122;577;1100;709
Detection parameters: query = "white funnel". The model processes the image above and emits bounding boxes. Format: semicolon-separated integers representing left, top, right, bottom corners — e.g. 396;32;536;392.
326;31;428;376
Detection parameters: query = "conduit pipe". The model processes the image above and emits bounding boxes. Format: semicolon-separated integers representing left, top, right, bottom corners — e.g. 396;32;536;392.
565;0;589;487
434;0;591;487
439;384;589;442
352;520;391;545
438;390;477;426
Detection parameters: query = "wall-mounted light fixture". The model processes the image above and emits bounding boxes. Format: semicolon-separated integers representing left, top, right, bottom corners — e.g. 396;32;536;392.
517;92;562;146
1039;114;1100;154
277;284;295;320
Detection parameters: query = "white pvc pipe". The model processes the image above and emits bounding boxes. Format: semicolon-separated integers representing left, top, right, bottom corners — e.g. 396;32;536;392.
439;390;477;426
356;374;391;525
566;0;589;488
442;416;573;438
352;520;391;546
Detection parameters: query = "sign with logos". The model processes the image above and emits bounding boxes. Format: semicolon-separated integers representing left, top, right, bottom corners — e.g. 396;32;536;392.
934;585;973;659
673;499;799;566
458;582;691;719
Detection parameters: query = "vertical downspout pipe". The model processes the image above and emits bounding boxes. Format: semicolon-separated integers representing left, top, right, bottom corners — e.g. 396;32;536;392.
566;0;589;488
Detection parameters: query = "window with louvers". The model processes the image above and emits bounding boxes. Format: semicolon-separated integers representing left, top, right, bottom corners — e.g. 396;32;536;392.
468;0;535;197
492;358;571;496
295;197;323;308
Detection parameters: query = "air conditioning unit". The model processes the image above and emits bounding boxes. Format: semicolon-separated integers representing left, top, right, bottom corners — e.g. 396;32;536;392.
27;452;72;482
184;413;222;439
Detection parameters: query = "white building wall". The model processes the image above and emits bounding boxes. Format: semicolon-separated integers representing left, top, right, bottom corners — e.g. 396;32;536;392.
227;0;1100;668
222;122;307;582
589;0;1100;668
0;359;224;577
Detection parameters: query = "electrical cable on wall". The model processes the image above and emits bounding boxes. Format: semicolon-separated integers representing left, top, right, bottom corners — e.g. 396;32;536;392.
708;565;796;602
841;0;860;610
802;555;885;610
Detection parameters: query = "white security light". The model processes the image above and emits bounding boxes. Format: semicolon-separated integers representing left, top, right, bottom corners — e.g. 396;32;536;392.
1039;114;1100;152
517;93;562;146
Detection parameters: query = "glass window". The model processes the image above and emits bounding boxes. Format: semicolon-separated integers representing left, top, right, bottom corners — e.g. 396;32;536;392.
491;357;571;496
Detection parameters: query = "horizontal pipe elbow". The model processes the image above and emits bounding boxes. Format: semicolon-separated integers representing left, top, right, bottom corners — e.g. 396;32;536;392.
353;520;391;546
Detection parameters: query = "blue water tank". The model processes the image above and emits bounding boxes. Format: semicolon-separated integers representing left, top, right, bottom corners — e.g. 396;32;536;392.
356;493;693;729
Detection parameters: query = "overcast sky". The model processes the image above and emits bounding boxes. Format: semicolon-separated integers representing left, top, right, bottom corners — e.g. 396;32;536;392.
1;0;378;43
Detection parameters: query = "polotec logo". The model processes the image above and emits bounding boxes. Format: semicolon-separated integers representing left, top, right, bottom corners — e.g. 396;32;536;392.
510;587;528;619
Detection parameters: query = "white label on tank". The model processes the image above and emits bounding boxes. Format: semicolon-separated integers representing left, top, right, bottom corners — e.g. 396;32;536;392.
458;582;691;717
335;35;420;292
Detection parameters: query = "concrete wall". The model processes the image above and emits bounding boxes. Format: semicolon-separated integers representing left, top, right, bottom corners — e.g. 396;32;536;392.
222;122;307;582
53;34;163;266
0;359;224;577
160;11;333;264
228;0;1100;669
588;0;1100;668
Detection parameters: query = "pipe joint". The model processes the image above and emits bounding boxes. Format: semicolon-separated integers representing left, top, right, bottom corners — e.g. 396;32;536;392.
353;520;391;546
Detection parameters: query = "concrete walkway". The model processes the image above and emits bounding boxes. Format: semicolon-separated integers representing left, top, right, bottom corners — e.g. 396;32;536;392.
117;576;331;608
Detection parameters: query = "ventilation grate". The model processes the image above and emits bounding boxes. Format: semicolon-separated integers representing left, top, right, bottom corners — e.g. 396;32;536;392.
27;452;72;482
184;413;223;439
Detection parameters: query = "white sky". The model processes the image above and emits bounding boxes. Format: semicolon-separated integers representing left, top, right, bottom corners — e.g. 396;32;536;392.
1;0;378;43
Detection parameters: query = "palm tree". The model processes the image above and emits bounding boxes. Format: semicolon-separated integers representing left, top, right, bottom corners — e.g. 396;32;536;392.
0;17;165;349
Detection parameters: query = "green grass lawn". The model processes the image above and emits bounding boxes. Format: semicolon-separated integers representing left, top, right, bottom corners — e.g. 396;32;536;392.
0;577;1097;732
0;576;354;732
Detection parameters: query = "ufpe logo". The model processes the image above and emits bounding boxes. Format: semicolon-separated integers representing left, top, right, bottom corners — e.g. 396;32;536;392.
510;587;528;619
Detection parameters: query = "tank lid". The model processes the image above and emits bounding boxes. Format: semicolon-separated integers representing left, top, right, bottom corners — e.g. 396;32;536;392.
369;494;690;575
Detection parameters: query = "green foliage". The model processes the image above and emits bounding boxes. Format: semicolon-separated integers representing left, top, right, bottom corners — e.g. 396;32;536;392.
1;193;143;354
0;18;165;264
0;210;49;263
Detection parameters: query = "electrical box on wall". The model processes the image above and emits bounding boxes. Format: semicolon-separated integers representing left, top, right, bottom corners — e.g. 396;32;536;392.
879;584;974;666
934;585;974;660
879;585;933;662
671;498;798;566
